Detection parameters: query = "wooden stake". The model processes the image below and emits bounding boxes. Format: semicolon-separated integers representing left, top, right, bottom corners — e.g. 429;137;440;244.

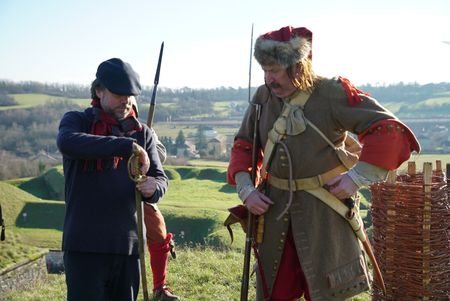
435;160;442;173
387;170;397;184
408;161;416;176
447;163;450;185
385;169;396;299
422;162;432;301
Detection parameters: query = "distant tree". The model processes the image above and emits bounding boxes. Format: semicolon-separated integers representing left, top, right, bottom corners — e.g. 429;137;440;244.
160;136;175;155
175;130;186;148
195;126;207;151
0;93;17;106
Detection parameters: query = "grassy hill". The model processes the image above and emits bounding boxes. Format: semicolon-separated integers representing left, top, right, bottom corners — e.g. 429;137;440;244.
1;165;246;253
0;93;89;111
4;158;450;300
0;181;53;269
0;163;382;301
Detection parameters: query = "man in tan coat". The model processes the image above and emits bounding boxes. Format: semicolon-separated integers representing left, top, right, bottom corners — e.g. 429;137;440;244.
227;26;420;300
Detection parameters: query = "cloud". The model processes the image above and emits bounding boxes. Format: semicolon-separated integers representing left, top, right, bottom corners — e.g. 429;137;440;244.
443;41;450;45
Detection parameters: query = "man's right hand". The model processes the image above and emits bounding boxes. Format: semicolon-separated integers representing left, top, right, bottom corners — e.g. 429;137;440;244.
132;142;150;175
244;190;274;215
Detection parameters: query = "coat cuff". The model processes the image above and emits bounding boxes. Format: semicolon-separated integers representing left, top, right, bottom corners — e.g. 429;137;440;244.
227;138;256;185
358;119;420;170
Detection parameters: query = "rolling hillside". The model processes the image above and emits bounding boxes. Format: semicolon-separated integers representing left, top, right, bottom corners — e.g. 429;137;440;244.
0;165;247;265
0;181;50;268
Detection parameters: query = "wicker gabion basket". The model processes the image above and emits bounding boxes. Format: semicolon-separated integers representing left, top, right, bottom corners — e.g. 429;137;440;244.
370;161;450;301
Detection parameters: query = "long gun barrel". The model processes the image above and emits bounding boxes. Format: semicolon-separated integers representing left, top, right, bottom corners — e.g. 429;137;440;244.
240;23;255;301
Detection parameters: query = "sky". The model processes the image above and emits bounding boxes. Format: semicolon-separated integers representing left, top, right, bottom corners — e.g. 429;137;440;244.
0;0;449;89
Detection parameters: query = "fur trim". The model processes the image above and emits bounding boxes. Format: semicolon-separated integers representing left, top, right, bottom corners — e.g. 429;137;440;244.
254;29;312;67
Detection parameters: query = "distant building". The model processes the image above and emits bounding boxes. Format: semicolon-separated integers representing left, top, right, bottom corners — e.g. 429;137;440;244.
206;135;227;157
30;150;61;164
176;140;197;158
202;126;217;137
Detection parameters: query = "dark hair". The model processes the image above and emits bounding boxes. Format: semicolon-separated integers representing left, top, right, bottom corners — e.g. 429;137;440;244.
90;79;105;100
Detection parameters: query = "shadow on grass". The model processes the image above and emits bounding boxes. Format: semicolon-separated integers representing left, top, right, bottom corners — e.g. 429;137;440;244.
16;202;65;230
18;167;65;201
18;176;50;199
173;167;227;183
219;183;235;193
164;214;218;246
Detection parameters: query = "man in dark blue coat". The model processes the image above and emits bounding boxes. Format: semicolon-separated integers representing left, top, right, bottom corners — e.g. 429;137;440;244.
57;58;168;301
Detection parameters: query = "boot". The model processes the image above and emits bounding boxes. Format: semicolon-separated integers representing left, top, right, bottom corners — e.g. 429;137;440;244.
152;285;180;301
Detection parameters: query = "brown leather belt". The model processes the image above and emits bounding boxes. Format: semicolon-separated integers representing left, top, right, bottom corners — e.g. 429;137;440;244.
267;165;347;191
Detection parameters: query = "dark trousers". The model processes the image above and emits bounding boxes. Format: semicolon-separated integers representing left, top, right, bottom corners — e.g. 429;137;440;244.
64;251;140;301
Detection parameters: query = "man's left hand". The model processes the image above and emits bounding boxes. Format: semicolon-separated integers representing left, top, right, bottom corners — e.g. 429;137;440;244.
136;176;157;198
132;142;150;175
325;174;358;200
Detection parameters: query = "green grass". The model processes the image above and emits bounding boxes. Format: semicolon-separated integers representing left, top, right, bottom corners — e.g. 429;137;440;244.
152;121;240;140
0;231;44;270
382;101;409;114
1;246;371;301
0;94;89;110
0;181;41;225
422;96;450;106
6;157;450;300
0;181;51;268
212;100;246;118
187;159;229;168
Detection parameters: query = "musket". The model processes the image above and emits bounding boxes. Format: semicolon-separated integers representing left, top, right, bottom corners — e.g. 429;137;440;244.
147;41;164;127
135;42;165;301
240;23;259;301
0;203;5;241
128;156;150;301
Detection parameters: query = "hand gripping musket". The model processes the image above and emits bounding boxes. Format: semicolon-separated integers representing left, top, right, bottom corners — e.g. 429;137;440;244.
240;24;270;301
147;42;164;127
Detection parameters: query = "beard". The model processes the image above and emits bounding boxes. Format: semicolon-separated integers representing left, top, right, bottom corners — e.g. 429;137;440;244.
107;105;132;120
113;106;131;120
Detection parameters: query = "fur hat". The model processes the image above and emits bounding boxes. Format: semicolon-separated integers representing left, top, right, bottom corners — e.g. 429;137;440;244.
96;58;141;96
254;26;312;67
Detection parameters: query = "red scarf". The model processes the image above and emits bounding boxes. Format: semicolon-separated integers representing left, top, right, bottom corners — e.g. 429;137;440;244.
84;99;143;171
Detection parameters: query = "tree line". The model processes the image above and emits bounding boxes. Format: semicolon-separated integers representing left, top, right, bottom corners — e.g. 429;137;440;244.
0;100;81;180
0;80;449;180
2;80;449;105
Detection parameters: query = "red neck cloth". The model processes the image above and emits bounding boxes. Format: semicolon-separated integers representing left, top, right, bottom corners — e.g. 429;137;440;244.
85;99;143;171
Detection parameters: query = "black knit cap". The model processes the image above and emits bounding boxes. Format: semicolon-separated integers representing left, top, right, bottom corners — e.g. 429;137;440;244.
96;58;141;95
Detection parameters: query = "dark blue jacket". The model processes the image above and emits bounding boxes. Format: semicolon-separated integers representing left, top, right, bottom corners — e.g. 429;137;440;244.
57;108;168;255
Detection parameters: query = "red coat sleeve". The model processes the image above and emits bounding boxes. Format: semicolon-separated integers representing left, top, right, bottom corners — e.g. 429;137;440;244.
358;119;421;170
227;138;263;185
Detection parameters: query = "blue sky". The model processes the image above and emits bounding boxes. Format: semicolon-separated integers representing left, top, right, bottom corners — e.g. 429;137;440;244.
0;0;449;89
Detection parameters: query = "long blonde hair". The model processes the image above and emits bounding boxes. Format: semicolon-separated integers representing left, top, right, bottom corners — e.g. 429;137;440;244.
289;59;317;93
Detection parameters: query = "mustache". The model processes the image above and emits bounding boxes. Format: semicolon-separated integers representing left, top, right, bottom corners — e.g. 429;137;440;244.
116;104;131;110
268;82;281;89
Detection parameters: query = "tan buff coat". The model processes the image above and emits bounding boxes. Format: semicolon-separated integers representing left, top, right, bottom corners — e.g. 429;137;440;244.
235;77;396;300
